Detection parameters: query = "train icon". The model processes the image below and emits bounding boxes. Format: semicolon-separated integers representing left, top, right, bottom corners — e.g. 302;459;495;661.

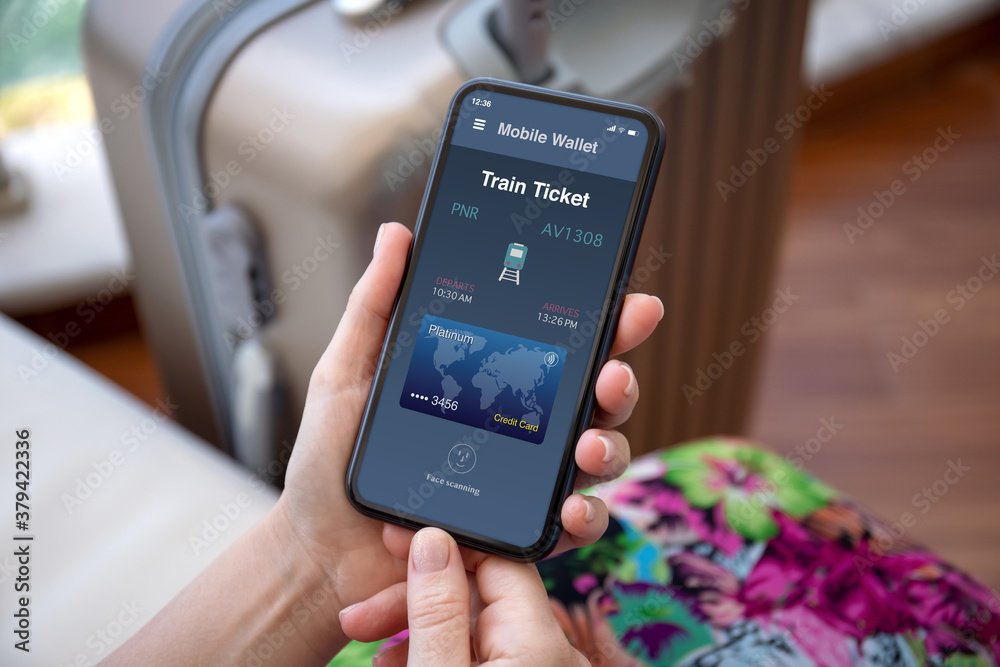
499;243;527;285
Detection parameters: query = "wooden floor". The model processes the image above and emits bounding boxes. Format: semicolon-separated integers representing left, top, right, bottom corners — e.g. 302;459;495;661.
23;19;1000;590
748;29;1000;589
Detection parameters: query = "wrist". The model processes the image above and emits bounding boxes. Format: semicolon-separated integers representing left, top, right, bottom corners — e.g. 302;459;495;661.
260;500;351;662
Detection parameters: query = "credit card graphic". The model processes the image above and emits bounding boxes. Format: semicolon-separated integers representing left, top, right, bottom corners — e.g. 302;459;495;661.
400;315;565;444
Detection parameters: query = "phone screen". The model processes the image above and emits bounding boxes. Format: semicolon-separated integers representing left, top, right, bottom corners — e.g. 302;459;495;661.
350;82;660;554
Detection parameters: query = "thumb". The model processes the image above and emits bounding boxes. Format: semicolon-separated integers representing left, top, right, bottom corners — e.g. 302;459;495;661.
406;528;470;666
311;221;412;398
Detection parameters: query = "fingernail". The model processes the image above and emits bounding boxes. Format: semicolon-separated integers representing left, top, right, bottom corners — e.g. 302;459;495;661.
654;295;665;321
412;528;450;573
620;362;636;397
583;498;597;522
372;653;384;666
599;434;616;464
373;223;386;255
338;602;358;620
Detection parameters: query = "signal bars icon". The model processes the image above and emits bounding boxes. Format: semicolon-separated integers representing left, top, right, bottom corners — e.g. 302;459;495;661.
607;124;635;136
608;123;640;137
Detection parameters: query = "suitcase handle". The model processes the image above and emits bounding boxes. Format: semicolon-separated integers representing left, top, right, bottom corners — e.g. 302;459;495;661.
492;0;552;83
332;0;553;84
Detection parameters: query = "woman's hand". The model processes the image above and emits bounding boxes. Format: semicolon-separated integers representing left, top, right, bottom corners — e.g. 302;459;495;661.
276;222;662;652
340;527;589;666
105;222;661;666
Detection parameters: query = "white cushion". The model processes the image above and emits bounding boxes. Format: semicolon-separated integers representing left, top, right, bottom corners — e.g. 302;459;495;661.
0;313;277;665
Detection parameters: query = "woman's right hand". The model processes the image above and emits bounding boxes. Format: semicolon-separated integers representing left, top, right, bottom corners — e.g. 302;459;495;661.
340;527;589;666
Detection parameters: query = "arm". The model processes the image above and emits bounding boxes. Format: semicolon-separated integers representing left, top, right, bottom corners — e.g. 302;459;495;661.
104;505;346;666
104;222;662;665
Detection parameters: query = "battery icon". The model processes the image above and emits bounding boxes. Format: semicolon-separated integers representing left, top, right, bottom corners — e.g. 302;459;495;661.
627;129;638;136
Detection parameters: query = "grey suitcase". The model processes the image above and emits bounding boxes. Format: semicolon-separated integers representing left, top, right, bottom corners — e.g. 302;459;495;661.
85;0;809;470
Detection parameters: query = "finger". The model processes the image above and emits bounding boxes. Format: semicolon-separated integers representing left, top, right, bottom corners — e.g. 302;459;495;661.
573;428;630;490
608;293;663;357
591;359;639;430
339;581;407;643
406;528;471;666
554;494;609;553
382;523;414;562
311;222;412;396
384;523;492;573
549;598;573;634
473;556;563;662
373;638;408;667
566;604;593;656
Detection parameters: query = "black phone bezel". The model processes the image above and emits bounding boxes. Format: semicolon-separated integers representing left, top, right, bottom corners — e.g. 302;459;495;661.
345;78;665;562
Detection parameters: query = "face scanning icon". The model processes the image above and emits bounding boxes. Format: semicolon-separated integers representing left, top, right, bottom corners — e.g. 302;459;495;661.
448;443;476;474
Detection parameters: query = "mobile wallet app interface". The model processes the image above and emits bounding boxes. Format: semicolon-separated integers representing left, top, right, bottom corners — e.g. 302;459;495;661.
356;88;653;548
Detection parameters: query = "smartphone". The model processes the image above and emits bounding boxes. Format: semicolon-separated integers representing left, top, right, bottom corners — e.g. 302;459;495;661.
346;78;664;562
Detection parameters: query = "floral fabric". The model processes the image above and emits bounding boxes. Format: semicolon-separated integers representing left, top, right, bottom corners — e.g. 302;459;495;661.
539;439;1000;666
331;438;999;666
